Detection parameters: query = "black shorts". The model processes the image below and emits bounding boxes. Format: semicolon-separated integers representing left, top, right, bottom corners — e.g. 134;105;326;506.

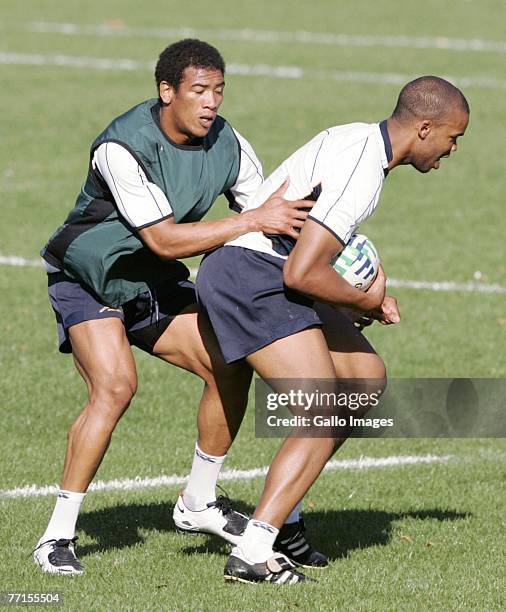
196;246;322;363
47;271;196;354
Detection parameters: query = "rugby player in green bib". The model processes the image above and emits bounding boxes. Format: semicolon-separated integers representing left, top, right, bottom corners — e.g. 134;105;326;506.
35;39;316;575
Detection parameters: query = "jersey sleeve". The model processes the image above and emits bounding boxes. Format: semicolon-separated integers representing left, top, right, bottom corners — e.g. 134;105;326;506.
308;136;383;246
225;129;264;212
92;142;173;229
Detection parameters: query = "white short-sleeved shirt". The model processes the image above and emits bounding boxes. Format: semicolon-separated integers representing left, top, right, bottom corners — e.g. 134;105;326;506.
90;128;264;229
226;121;392;257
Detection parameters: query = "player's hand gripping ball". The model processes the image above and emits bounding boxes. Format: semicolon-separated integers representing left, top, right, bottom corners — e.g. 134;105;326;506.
331;234;380;290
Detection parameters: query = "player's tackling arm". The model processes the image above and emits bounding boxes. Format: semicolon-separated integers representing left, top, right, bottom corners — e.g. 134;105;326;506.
95;140;311;261
283;218;386;312
139;179;310;260
141;125;311;260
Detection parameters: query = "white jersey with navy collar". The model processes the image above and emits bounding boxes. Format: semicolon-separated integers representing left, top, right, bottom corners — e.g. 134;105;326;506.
226;121;392;258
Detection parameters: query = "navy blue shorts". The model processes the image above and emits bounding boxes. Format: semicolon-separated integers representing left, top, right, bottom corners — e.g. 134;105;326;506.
196;246;322;363
47;271;196;354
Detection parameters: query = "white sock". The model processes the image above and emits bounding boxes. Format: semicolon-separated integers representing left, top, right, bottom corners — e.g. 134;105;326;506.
285;501;302;525
183;443;226;511
40;490;86;542
237;519;279;564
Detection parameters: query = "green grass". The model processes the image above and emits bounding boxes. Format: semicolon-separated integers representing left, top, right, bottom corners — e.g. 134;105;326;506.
1;1;505;609
3;440;506;611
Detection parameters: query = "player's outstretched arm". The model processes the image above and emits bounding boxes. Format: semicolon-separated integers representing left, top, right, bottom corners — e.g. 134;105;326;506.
284;218;385;312
95;142;311;261
140;179;312;260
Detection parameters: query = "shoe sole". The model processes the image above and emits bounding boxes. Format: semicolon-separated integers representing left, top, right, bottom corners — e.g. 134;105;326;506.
34;562;83;576
287;557;329;570
224;574;256;585
224;573;307;585
34;554;83;576
276;552;329;569
175;526;201;535
44;569;83;575
175;525;232;538
174;523;240;545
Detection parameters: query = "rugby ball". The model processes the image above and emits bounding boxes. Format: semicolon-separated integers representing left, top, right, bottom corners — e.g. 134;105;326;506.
331;234;380;291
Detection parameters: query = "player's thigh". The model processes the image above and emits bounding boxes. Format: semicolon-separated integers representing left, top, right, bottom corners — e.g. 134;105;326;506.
315;302;386;379
246;328;337;424
246;327;336;380
152;304;249;382
69;317;138;400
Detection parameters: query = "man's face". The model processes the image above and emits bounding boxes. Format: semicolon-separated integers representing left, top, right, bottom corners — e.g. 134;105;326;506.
411;109;469;173
159;66;225;144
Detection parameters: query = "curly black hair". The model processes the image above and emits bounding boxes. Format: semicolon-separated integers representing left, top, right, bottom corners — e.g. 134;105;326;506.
155;39;225;91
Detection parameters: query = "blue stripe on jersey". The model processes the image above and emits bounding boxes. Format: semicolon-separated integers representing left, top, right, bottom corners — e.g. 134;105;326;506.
379;120;393;176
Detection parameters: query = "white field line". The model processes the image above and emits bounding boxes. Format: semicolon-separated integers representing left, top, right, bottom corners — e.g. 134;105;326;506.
21;21;506;55
1;255;505;294
1;52;506;90
0;454;451;500
385;278;506;295
0;255;44;268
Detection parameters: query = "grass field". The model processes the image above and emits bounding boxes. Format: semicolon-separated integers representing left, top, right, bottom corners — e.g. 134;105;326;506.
1;1;505;610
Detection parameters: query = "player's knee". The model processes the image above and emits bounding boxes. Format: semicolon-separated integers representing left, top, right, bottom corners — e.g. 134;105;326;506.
352;357;387;419
359;356;387;402
350;353;387;386
90;377;137;416
369;354;387;390
373;354;387;378
104;379;137;409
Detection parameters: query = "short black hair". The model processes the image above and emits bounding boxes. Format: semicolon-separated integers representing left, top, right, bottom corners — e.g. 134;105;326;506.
155;39;225;91
392;76;470;124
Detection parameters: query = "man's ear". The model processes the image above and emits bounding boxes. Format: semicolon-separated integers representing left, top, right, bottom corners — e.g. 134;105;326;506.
417;119;432;140
159;81;174;105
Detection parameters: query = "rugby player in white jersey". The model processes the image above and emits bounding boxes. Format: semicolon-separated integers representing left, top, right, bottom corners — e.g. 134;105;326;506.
196;76;469;584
